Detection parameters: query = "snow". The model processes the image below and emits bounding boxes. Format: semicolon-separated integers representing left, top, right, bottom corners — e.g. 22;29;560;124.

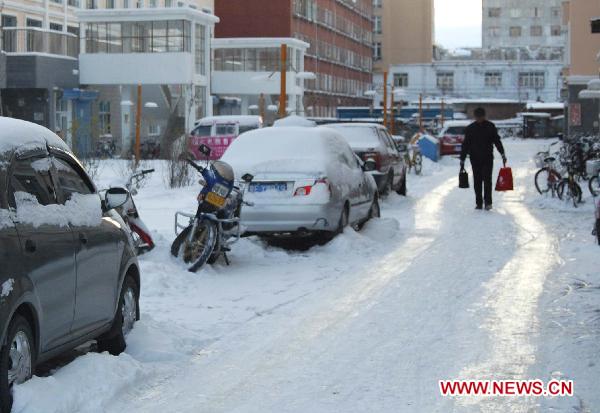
195;116;262;127
272;115;316;128
11;139;600;412
1;278;14;298
0;117;70;156
14;192;102;228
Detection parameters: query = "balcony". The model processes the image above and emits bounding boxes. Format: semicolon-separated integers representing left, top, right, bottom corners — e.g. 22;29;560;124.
0;27;79;59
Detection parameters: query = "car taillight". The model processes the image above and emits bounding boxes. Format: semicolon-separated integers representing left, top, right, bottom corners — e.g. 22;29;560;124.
294;178;330;196
361;152;381;170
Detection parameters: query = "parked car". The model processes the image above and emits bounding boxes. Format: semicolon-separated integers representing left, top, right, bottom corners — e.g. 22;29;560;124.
325;123;407;195
438;120;471;156
189;115;263;160
220;126;380;236
0;117;140;412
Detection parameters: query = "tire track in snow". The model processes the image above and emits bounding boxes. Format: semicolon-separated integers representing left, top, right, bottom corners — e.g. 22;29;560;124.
106;177;458;413
456;167;560;413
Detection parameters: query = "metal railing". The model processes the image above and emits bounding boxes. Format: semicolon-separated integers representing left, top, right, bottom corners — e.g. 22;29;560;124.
0;27;79;58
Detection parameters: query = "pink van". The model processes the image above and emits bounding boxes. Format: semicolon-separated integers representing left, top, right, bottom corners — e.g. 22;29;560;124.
189;116;263;160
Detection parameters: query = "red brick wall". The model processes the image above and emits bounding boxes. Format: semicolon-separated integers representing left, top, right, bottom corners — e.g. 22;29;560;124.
215;0;293;38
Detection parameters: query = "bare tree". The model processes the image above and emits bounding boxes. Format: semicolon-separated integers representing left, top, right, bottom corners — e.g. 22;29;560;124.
164;135;193;189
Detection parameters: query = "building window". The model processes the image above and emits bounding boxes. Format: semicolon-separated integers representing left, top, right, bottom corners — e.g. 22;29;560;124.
374;16;382;35
532;7;542;18
50;23;63;32
68;0;80;6
195;23;206;75
551;25;562;36
148;122;160;136
393;73;408;88
373;42;382;61
98;101;111;136
488;26;500;37
373;0;382;8
509;26;522;37
484;72;502;87
488;8;501;18
26;18;43;28
86;0;97;9
510;9;521;18
165;0;173;6
436;72;454;91
106;0;115;8
551;7;561;18
519;72;545;89
149;0;157;7
530;26;543;36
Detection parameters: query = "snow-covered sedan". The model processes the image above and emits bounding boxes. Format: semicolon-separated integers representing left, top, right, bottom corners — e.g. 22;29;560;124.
221;126;380;236
0;118;141;412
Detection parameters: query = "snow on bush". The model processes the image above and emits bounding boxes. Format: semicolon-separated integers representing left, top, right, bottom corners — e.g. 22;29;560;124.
1;278;14;298
14;192;102;228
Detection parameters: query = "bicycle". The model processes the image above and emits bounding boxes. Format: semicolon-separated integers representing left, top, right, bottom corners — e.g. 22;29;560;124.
556;161;583;207
534;155;562;197
405;143;423;175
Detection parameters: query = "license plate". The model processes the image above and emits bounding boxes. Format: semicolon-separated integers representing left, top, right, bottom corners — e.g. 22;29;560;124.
249;182;288;193
206;192;226;208
455;145;462;151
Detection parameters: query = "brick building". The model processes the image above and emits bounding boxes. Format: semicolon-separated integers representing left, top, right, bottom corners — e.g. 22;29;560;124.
215;0;373;117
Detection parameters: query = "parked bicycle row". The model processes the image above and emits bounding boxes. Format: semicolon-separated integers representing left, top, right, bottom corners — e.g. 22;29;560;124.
533;134;600;244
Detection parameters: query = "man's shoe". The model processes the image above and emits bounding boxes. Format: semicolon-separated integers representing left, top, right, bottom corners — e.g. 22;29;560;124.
485;204;493;211
475;205;483;210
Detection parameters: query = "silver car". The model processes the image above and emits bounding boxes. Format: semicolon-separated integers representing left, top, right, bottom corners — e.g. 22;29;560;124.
220;126;380;236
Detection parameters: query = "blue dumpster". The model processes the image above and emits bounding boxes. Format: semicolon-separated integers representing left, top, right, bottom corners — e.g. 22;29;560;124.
418;134;441;162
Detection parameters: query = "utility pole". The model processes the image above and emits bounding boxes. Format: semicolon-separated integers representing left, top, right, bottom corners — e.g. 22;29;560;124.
259;93;266;122
279;44;287;119
390;87;395;135
135;83;142;165
419;93;423;131
441;97;445;129
383;71;388;131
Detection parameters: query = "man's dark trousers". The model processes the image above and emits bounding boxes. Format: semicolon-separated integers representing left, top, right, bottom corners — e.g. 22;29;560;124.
471;158;493;207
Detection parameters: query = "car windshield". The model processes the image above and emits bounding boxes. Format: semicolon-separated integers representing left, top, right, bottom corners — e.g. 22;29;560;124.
327;126;380;148
446;126;466;135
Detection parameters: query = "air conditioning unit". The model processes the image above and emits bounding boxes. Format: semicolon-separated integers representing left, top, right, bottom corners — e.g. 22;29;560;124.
592;18;600;34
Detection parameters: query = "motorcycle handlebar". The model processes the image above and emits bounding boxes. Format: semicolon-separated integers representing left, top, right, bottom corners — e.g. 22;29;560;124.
142;169;155;175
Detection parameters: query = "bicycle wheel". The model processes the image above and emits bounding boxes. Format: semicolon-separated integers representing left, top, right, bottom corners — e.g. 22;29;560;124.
588;176;600;197
535;167;561;194
414;154;423;175
557;179;582;206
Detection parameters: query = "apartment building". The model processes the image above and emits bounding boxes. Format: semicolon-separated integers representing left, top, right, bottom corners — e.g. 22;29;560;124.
563;0;600;135
373;0;434;70
214;0;373;117
482;0;567;59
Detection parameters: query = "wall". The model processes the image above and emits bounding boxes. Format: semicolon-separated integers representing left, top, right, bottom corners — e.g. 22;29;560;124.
0;52;6;89
566;0;600;77
214;0;291;38
374;0;434;71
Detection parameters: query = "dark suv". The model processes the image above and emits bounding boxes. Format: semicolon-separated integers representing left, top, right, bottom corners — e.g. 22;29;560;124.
0;118;140;411
325;123;408;195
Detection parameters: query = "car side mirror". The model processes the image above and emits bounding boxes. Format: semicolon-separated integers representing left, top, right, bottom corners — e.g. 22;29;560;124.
363;159;377;172
105;187;129;210
242;173;254;183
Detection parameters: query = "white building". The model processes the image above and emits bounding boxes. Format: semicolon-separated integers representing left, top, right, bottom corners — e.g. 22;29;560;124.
482;0;566;56
77;6;218;153
211;37;309;117
376;60;564;104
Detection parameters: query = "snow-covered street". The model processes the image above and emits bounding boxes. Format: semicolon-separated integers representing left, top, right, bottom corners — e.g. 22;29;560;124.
12;139;600;413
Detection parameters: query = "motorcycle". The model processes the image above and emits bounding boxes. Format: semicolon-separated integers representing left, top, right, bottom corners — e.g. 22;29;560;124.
170;144;254;272
107;168;156;255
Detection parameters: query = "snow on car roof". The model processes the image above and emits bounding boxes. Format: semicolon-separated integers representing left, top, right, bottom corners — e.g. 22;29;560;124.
0;117;70;157
442;120;472;127
221;126;346;176
273;115;317;128
195;115;262;127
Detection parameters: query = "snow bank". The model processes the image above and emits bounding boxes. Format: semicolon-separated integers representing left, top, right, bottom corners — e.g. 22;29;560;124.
12;353;144;413
1;278;14;298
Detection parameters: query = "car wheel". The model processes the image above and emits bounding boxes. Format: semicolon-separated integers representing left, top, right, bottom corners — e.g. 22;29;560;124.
396;173;407;196
97;275;139;356
335;204;350;235
0;315;35;413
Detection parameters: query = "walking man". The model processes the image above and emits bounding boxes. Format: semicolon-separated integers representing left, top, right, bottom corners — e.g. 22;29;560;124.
460;107;507;211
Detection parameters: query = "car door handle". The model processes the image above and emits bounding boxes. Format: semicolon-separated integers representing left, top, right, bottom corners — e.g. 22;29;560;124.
79;233;88;245
25;239;36;253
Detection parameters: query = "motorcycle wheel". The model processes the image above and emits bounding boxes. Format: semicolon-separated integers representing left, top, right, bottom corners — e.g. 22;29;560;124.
171;220;218;273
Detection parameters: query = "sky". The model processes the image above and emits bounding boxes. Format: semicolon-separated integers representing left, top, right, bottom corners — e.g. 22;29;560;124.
435;0;483;49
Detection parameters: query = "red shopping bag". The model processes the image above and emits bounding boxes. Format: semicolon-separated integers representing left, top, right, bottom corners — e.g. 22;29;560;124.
495;163;514;191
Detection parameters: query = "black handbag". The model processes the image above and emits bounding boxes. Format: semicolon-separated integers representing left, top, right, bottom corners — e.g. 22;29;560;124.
459;168;469;189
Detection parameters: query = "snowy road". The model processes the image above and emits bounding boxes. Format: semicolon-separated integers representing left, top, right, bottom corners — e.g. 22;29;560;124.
13;140;600;412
